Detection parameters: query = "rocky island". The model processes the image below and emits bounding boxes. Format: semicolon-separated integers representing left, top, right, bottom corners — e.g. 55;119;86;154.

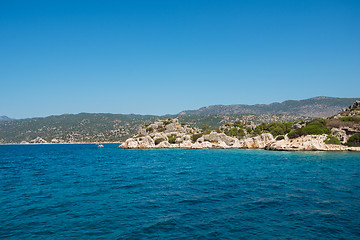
120;100;360;151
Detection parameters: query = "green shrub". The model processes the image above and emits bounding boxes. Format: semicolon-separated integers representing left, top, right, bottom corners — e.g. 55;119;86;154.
157;126;165;132
276;135;285;140
304;119;330;134
224;127;245;138
253;127;261;136
339;116;360;123
246;127;252;133
168;134;177;144
345;133;360;147
270;126;285;137
201;124;211;134
233;121;244;128
288;119;330;139
270;122;293;136
294;120;305;124
288;128;308;139
253;121;293;137
147;127;154;133
191;133;203;143
155;138;165;145
254;122;267;134
163;119;172;125
324;135;341;145
311;118;328;125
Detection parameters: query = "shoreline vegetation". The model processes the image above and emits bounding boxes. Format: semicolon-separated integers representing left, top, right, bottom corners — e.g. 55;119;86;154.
119;100;360;152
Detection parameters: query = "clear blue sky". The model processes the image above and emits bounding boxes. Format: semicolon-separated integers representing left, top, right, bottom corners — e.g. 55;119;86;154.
1;0;359;119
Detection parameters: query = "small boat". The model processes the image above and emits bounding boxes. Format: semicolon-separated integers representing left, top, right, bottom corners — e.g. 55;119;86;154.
98;143;104;148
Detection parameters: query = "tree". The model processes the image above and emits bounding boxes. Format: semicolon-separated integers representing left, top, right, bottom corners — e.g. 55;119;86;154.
202;124;210;133
346;133;360;147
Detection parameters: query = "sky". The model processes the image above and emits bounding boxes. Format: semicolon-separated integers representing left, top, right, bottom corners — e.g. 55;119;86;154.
1;0;359;119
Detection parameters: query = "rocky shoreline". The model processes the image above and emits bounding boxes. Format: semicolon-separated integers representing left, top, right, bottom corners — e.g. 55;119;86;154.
119;118;360;152
0;141;121;145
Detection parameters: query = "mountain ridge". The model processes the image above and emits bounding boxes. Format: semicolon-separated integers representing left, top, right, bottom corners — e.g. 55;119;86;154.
178;96;359;117
0;96;358;143
0;116;12;121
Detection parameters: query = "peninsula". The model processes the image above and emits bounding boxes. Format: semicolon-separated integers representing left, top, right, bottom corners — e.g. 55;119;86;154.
120;100;360;151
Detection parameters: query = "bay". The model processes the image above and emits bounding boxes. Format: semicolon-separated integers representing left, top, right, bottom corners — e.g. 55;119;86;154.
0;144;359;239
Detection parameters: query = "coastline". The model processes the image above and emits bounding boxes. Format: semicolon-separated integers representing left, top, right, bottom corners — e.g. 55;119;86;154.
119;133;360;152
0;141;122;146
119;145;360;152
1;141;359;152
118;102;360;153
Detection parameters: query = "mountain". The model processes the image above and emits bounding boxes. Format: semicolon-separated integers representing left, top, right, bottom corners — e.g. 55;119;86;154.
0;113;312;144
178;97;359;118
0;116;12;121
0;96;358;144
0;113;159;144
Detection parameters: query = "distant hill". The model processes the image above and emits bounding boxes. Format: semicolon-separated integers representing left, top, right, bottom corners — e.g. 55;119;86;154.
179;97;359;118
0;113;158;143
0;116;12;121
0;113;312;143
0;96;358;144
177;114;312;130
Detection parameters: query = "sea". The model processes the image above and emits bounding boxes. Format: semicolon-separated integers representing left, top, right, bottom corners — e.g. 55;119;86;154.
0;144;359;239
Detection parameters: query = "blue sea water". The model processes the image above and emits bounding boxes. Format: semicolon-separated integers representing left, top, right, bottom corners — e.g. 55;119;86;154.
0;144;359;239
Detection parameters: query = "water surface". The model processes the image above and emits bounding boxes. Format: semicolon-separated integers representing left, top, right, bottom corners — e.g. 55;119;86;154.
0;144;359;239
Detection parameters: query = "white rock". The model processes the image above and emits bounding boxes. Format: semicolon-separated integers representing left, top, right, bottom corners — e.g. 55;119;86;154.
180;140;193;148
156;141;171;148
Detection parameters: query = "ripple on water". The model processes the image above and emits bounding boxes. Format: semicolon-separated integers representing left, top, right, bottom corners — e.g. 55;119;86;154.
0;145;359;239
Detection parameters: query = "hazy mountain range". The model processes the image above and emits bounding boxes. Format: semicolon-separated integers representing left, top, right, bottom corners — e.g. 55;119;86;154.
0;96;358;143
179;96;359;117
0;116;12;121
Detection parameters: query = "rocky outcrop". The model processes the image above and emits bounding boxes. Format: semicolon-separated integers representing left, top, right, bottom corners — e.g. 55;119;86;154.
343;100;360;112
240;133;274;149
327;99;360;144
119;122;276;150
267;134;360;151
291;122;305;130
30;137;48;144
120;107;360;151
121;127;360;151
335;100;360;118
51;138;65;143
330;128;349;144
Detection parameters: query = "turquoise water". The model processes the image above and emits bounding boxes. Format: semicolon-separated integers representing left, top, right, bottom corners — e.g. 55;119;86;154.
0;144;359;239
